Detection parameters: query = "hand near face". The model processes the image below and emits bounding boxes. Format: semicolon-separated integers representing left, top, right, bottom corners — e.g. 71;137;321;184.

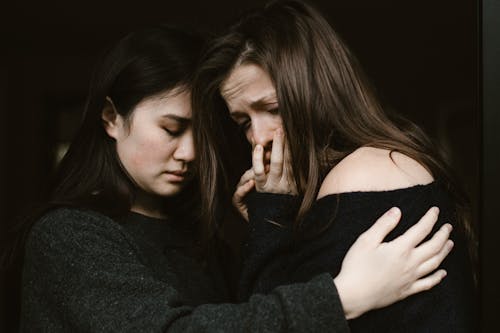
232;128;298;221
232;169;255;221
252;128;298;194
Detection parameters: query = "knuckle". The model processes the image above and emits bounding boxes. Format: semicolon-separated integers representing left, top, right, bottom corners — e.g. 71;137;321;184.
430;241;442;255
422;280;434;291
356;232;371;245
424;238;441;254
428;258;439;271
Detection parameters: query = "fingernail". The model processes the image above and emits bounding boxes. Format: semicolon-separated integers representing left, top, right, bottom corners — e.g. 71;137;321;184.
255;145;262;152
447;240;454;250
432;206;440;215
388;207;401;217
276;128;283;136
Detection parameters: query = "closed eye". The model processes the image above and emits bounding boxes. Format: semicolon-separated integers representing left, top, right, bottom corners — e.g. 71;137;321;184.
161;114;190;137
230;114;251;132
164;128;181;137
237;120;251;132
164;124;188;137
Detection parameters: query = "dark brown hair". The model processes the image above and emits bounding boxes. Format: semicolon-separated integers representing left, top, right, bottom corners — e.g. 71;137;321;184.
52;26;203;218
1;26;204;266
192;0;476;262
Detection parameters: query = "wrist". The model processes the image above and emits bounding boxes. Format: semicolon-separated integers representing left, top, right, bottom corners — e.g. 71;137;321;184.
246;191;300;226
333;274;365;320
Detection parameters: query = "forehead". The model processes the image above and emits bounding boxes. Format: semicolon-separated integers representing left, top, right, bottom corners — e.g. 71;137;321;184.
134;88;192;118
221;64;276;106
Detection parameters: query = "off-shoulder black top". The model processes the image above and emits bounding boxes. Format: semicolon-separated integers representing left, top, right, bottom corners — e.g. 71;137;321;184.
242;182;477;332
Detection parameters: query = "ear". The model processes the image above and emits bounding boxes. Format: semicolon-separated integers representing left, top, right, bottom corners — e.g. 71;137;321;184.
102;97;123;140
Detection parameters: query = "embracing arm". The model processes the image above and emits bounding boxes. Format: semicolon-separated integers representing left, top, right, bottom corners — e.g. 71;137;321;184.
20;209;348;332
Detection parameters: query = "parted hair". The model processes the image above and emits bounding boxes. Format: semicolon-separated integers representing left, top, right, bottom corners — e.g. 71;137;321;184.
192;0;476;263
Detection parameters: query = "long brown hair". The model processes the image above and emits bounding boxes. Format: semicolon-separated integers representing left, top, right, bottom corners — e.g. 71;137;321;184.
192;0;476;260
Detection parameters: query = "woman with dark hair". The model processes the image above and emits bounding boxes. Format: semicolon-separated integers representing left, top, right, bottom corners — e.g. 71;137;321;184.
192;0;477;331
16;25;455;332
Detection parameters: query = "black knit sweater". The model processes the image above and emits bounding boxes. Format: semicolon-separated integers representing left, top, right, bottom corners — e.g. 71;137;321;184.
21;208;349;332
242;182;477;332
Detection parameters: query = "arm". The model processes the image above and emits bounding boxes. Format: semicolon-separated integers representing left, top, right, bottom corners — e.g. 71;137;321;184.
241;195;452;320
234;141;454;321
20;208;348;333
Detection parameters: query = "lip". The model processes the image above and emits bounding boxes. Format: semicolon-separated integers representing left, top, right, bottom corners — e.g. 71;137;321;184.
263;151;271;173
264;162;271;174
164;170;190;182
264;150;272;161
167;170;188;176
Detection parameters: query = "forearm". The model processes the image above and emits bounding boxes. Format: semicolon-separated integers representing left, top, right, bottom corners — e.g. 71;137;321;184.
168;273;348;333
239;191;300;298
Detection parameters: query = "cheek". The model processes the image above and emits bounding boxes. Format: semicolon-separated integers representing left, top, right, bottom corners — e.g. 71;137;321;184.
245;131;253;144
271;115;283;129
121;134;176;169
246;115;283;144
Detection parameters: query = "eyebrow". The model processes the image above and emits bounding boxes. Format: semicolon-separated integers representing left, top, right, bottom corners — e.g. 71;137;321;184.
249;97;278;110
229;111;249;119
228;94;278;115
161;114;191;124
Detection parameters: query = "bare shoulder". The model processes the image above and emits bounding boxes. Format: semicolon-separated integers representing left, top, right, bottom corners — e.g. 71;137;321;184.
317;147;434;199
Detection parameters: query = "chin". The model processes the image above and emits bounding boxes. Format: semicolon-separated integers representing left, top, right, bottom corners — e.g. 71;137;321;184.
155;183;186;198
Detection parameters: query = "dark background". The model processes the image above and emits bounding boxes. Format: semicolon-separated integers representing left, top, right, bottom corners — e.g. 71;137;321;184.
0;0;496;331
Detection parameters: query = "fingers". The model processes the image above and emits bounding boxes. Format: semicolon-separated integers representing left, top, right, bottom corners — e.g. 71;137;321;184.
269;128;284;179
252;145;267;188
415;239;454;278
233;170;256;222
393;207;440;248
413;223;453;264
233;179;255;202
232;180;255;222
360;207;402;244
282;140;298;194
237;169;255;187
404;269;447;297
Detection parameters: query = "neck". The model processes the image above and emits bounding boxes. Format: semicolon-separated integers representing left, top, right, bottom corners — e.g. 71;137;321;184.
131;191;169;219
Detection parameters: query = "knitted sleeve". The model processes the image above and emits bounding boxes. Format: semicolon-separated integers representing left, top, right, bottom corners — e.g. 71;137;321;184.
21;208;349;333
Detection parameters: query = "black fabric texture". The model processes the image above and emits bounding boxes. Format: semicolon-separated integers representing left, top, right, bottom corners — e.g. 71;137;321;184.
21;208;349;332
242;182;477;332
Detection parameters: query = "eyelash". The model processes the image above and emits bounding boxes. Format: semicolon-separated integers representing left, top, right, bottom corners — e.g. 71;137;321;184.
238;120;251;132
234;107;279;132
164;128;183;137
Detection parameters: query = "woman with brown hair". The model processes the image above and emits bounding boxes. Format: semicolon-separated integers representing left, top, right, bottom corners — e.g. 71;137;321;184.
192;0;477;331
13;24;455;332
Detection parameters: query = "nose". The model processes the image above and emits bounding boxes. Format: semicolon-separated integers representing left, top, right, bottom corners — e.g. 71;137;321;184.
249;119;275;148
173;129;195;162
